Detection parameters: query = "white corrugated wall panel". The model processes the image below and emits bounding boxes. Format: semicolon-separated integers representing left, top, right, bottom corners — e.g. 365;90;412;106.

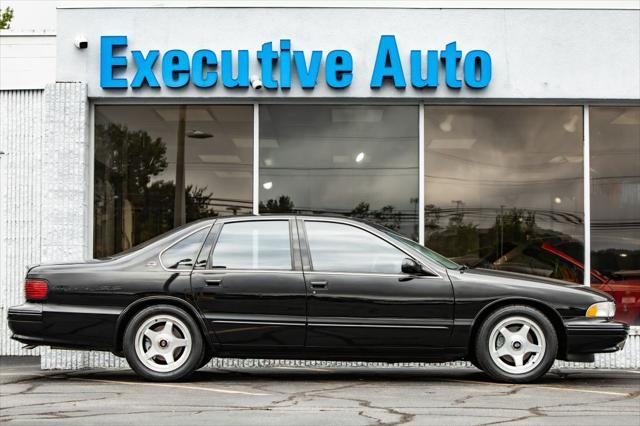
0;90;44;356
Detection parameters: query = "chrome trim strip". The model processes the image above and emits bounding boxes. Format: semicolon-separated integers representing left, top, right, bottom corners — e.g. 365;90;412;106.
200;269;301;274
211;320;305;326
309;323;448;329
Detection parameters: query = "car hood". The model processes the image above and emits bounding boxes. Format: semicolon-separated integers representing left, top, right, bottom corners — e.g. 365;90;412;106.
459;268;613;300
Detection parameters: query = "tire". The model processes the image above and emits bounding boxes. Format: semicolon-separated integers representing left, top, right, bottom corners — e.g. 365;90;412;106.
124;304;204;382
474;305;558;383
198;346;214;370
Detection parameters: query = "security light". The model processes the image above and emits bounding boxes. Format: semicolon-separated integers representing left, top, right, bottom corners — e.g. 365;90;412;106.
74;36;88;49
251;75;263;89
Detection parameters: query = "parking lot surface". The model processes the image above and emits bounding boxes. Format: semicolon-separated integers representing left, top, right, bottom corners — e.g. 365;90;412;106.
1;357;639;425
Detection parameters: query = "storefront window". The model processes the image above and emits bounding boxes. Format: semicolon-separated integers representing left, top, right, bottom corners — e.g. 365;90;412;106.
259;105;419;239
423;106;585;281
590;106;640;325
94;105;253;257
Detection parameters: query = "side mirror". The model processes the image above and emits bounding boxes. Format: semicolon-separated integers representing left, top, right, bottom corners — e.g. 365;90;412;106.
401;258;423;275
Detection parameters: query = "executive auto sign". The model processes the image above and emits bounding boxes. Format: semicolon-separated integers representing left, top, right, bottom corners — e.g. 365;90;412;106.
100;35;491;90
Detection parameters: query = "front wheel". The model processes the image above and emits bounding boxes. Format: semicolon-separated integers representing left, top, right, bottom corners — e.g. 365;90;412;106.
124;305;204;381
474;305;558;383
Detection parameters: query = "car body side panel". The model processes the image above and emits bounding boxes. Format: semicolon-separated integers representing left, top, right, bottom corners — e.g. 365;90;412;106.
447;268;613;348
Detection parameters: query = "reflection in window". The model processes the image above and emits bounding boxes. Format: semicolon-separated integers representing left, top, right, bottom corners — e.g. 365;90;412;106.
259;105;419;239
94;105;253;257
590;106;640;325
161;227;209;270
210;221;292;270
305;221;406;274
423;106;585;282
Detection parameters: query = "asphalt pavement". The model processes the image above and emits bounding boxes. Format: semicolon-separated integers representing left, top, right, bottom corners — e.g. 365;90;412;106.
1;357;639;425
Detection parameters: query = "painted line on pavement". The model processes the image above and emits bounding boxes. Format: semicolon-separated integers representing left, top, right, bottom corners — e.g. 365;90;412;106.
444;378;631;397
76;378;270;396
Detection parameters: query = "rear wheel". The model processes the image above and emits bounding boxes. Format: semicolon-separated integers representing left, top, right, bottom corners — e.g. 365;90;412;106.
474;305;557;383
124;305;204;381
198;346;214;370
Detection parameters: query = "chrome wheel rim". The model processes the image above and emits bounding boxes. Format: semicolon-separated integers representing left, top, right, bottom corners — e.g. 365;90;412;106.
134;314;192;373
488;316;546;375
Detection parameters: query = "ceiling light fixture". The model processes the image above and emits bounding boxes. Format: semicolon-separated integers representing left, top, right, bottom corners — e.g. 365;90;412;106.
355;152;365;163
439;114;454;132
187;129;213;139
563;115;579;133
263;181;273;190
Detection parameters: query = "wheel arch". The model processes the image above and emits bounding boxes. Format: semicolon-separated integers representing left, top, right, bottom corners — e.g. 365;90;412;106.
466;297;567;360
113;295;216;353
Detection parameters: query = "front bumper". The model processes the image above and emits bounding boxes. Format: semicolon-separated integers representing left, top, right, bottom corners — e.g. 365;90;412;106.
564;318;629;355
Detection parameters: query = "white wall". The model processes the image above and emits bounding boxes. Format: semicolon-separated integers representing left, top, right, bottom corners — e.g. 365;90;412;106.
0;90;44;356
0;33;56;90
56;7;640;100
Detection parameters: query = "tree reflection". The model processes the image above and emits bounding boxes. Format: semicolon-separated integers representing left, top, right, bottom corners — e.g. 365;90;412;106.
94;123;217;257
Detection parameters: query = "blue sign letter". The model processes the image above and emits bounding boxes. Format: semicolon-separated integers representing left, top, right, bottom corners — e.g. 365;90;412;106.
162;49;190;88
131;50;160;88
100;35;128;88
257;42;279;89
370;35;406;88
293;50;322;89
440;42;462;89
464;50;491;89
279;39;292;89
326;50;352;88
221;50;250;88
192;49;218;88
410;50;439;88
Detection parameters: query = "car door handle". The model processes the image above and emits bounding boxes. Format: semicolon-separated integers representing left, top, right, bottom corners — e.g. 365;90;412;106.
310;281;328;289
205;279;222;286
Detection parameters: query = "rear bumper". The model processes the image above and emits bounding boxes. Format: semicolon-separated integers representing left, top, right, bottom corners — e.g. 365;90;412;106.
7;303;44;346
8;302;119;351
564;318;629;355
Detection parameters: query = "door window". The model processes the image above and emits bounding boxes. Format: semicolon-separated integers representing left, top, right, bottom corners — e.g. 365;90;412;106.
305;221;406;274
161;227;210;270
210;221;292;270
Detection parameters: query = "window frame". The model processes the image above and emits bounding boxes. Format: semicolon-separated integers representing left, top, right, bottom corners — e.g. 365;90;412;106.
299;217;439;277
205;217;297;272
158;224;213;271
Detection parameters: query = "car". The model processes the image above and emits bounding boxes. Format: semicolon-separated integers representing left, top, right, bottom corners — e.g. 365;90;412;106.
472;238;640;325
8;215;629;383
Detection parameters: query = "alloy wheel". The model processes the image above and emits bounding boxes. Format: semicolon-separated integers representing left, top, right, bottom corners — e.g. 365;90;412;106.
134;314;193;373
488;316;546;375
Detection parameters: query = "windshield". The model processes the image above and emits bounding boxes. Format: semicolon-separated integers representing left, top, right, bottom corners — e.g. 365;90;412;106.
373;225;462;270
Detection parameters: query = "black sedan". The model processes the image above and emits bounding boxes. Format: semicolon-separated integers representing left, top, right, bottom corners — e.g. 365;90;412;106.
8;215;628;382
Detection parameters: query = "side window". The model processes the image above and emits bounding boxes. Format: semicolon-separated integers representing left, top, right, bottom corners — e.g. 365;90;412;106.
161;227;210;270
305;221;406;274
210;221;292;270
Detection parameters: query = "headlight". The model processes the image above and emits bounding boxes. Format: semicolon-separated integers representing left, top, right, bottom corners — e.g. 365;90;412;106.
585;301;616;318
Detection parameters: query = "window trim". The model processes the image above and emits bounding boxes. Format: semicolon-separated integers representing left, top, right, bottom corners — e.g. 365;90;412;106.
206;218;296;272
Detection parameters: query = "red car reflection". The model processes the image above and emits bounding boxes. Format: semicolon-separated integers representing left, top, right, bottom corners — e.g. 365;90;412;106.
540;242;640;326
474;240;640;325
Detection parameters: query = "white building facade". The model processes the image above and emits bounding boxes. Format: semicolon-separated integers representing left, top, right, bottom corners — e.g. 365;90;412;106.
1;2;639;369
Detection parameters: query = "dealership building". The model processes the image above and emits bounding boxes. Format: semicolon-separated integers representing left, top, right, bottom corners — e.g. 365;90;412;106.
0;1;639;369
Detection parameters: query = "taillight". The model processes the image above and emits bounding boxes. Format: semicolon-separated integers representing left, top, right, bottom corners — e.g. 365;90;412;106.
25;279;48;301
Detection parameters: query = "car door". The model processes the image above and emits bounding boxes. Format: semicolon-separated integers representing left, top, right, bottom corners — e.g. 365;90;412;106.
191;217;307;348
299;219;454;349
